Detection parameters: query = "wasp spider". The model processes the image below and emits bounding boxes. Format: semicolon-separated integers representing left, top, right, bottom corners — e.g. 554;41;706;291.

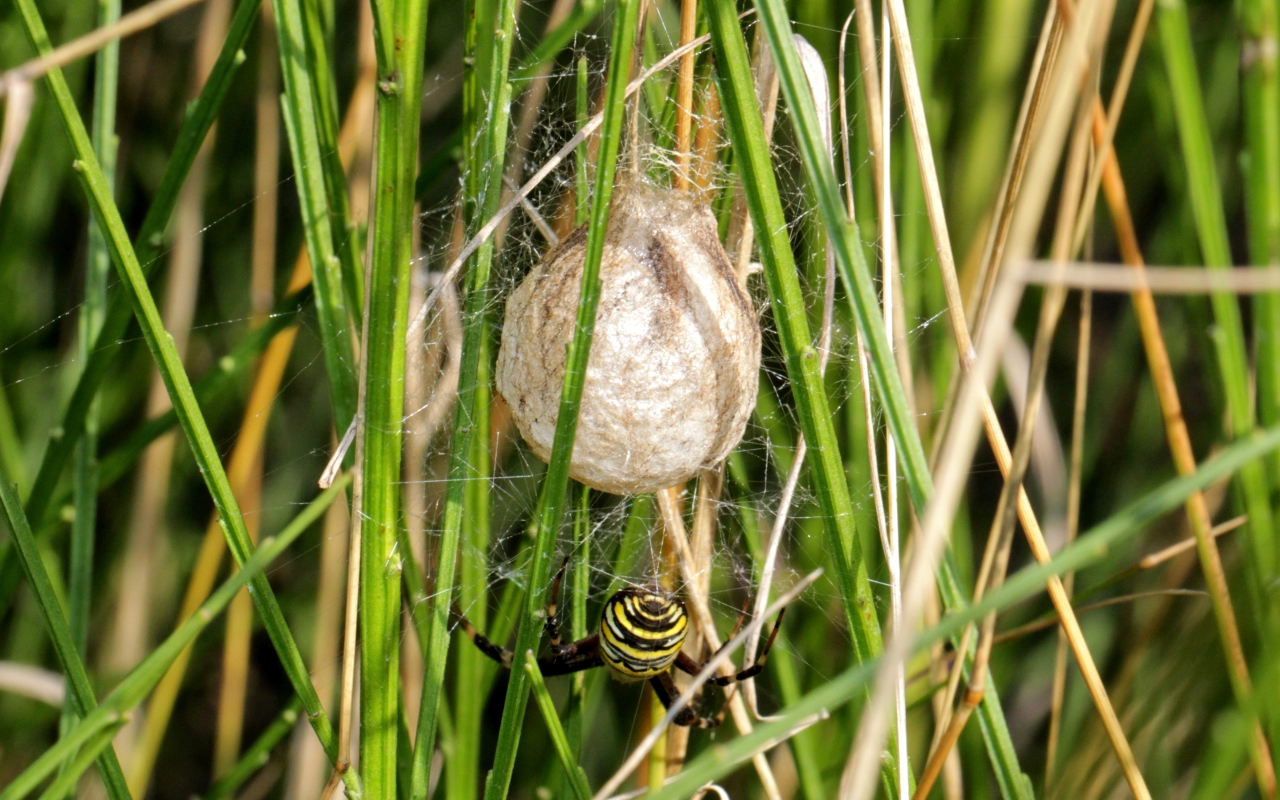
454;563;786;728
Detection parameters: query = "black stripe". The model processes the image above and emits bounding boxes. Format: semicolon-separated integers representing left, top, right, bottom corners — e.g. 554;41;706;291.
622;598;681;633
599;638;655;674
610;590;687;635
603;607;683;652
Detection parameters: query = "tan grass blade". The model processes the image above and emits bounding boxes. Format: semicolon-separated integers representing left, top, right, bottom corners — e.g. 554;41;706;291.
0;0;206;97
1088;97;1278;799
841;0;1154;797
657;488;783;800
1045;287;1092;787
672;0;698;191
0;80;33;208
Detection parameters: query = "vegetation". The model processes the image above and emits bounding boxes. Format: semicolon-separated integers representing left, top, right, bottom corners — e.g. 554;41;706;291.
0;0;1277;798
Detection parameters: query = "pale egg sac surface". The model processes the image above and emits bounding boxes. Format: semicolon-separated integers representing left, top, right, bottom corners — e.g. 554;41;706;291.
496;179;761;495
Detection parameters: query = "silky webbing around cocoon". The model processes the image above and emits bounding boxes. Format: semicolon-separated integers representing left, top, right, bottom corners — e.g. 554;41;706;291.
496;178;761;495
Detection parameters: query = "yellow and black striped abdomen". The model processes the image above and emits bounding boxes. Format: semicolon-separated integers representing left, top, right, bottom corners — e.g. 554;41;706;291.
598;587;688;681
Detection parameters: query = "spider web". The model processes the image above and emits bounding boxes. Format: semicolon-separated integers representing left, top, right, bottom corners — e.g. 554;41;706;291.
396;12;931;691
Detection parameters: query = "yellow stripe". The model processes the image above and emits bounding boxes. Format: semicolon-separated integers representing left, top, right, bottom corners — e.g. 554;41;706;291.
599;594;688;677
612;605;687;641
604;645;680;670
627;595;681;623
601;601;686;675
602;626;683;662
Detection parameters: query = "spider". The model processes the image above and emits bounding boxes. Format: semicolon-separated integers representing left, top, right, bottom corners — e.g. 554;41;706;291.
454;562;787;728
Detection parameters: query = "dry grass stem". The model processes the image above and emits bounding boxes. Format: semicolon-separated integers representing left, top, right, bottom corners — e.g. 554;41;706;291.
0;0;206;97
838;263;1026;800
916;77;1100;797
1046;287;1092;786
0;661;64;707
690;87;722;197
665;471;723;773
870;7;910;796
1139;516;1247;569
927;4;1062;484
870;0;1153;795
1068;0;1156;256
993;589;1209;645
502;173;560;245
967;3;1061;332
837;10;891;566
672;0;697;191
330;105;383;793
285;480;350;800
0;80;32;207
657;488;783;800
1087;84;1278;799
1021;260;1280;293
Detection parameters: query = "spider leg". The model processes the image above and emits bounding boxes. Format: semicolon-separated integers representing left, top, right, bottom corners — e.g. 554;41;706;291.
451;607;514;670
545;557;571;652
537;635;604;676
673;606;789;687
650;672;723;729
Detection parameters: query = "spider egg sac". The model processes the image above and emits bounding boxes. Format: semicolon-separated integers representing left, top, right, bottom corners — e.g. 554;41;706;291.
495;181;761;496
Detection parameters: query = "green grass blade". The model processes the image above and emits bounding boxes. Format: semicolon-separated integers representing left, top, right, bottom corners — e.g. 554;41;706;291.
408;0;519;785
202;698;303;800
0;459;129;800
37;721;127;800
447;343;493;800
295;0;365;317
358;0;430;795
17;0;262;533
480;0;640;793
706;0;880;648
273;0;358;432
703;2;898;786
66;0;120;723
0;386;25;499
523;652;594;800
563;486;590;761
1157;0;1276;587
1238;0;1280;482
0;476;351;800
11;1;348;781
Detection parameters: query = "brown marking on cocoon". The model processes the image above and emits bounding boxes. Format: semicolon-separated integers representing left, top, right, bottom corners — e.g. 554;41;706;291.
643;234;691;307
702;225;754;320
